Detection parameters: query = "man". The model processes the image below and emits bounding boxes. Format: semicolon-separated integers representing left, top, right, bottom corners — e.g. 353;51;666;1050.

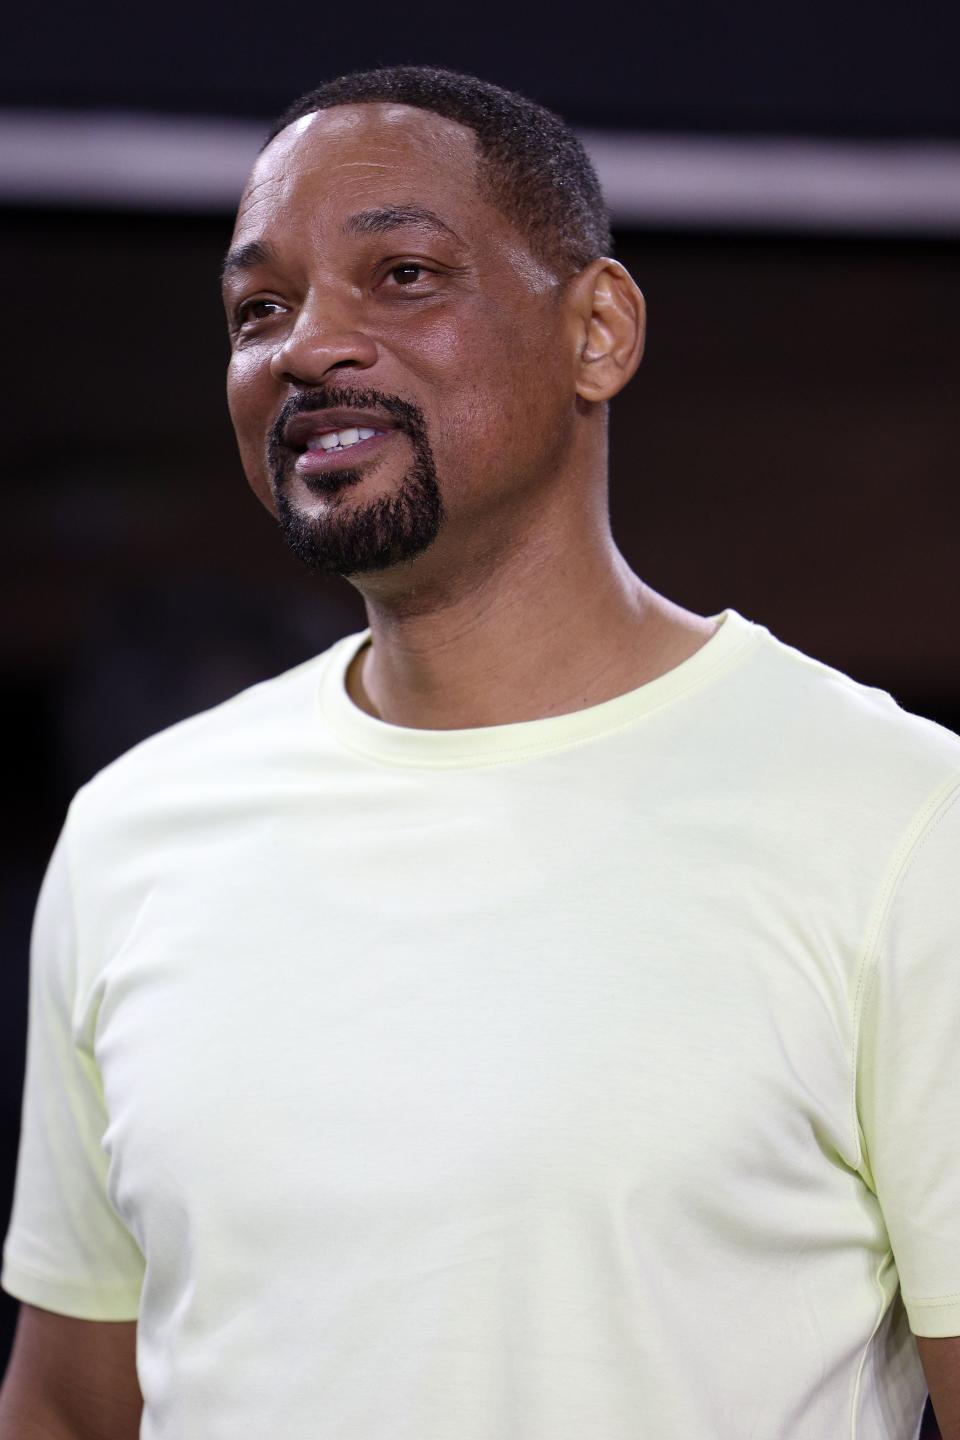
0;65;958;1440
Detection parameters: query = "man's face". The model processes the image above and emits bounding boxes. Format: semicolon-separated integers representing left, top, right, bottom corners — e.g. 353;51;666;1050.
223;103;578;579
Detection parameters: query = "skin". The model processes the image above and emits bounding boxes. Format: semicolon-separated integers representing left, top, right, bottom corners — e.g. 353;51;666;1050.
918;1336;960;1439
223;102;716;730
222;103;960;1430
0;1303;141;1438
2;101;955;1440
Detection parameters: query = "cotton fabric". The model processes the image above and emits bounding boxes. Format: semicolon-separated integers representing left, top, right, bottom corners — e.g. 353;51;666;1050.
4;608;959;1439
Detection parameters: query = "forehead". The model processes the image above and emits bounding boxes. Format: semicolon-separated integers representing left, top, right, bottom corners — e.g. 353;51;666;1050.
233;103;487;242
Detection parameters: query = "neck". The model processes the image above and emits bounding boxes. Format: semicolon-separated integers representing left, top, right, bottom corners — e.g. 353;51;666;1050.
345;497;716;730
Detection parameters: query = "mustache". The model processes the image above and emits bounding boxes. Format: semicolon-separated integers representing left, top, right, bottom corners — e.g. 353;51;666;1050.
266;385;428;475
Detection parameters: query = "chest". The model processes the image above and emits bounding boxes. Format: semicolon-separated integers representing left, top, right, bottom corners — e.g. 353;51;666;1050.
86;799;859;1259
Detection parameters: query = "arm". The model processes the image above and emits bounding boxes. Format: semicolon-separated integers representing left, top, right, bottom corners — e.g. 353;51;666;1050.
1;819;146;1439
853;782;960;1438
919;1336;960;1440
0;1302;141;1440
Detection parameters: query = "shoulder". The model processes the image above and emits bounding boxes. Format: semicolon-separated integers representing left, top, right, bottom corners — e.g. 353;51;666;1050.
66;632;360;845
713;614;960;862
738;614;960;786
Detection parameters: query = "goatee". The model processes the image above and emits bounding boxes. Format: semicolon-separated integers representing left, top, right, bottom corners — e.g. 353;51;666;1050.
267;385;445;577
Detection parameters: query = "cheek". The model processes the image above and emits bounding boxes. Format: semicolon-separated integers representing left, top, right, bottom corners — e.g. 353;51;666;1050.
226;348;265;439
416;309;570;471
226;350;277;512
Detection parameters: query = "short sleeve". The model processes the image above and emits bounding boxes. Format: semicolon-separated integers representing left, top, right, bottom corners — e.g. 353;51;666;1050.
857;780;960;1338
1;815;145;1319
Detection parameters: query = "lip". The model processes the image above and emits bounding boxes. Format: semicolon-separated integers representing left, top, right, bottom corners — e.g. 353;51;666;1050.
283;408;397;451
293;429;396;476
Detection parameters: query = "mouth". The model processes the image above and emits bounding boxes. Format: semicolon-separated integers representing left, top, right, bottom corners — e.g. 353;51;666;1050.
281;408;400;479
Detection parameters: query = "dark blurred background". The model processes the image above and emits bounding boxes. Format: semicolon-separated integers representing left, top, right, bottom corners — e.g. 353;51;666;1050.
1;4;958;1431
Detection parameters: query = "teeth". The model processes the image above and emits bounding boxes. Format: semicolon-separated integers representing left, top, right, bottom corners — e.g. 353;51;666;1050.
305;426;380;453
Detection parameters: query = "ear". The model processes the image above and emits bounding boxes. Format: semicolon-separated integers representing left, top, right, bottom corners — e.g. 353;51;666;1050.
569;259;646;403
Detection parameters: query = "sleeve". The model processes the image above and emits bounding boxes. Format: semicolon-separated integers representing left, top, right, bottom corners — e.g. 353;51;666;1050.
856;779;960;1338
1;814;145;1319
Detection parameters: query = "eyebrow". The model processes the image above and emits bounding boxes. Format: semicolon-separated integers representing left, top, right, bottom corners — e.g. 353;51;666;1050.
221;205;465;284
341;205;464;244
220;238;280;283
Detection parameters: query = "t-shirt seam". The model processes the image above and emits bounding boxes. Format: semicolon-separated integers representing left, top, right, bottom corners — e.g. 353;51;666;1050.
849;771;960;1178
62;795;91;1040
904;1292;960;1308
319;622;762;770
849;1247;898;1440
2;1254;142;1301
59;800;116;1130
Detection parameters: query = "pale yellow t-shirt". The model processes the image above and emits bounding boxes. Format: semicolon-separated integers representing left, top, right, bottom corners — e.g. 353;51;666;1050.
4;608;960;1439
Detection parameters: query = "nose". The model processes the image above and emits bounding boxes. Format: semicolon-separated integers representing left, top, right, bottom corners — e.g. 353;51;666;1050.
268;294;378;386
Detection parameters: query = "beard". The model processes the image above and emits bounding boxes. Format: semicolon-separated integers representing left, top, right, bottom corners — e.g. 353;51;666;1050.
267;385;445;578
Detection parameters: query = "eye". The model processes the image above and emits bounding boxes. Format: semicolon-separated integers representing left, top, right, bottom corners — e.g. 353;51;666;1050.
388;263;427;286
235;298;286;327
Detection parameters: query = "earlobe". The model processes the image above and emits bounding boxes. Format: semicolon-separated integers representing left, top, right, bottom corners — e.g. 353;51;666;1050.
573;259;646;404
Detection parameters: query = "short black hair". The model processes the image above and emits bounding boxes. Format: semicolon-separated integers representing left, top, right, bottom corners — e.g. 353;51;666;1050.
265;66;612;278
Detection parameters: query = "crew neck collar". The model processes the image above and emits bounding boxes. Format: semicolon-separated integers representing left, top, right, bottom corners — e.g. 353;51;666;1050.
316;608;761;769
